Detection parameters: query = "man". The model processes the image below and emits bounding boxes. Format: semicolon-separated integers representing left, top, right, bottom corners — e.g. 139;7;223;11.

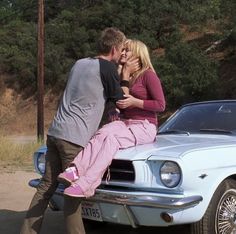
21;27;135;234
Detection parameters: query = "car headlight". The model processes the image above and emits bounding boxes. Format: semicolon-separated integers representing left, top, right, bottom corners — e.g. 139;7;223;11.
160;161;181;188
35;152;46;175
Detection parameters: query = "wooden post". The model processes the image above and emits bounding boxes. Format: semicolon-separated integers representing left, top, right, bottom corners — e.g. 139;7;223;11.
37;0;44;141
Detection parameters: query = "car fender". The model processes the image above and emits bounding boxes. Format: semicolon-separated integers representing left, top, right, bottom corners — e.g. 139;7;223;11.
179;157;236;223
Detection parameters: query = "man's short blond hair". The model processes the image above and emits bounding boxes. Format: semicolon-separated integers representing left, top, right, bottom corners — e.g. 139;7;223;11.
97;27;126;55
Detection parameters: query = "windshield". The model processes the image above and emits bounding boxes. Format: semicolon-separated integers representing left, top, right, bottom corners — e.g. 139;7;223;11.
159;102;236;134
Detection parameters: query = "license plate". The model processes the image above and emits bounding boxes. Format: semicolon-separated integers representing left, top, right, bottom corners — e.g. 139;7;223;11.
81;201;103;221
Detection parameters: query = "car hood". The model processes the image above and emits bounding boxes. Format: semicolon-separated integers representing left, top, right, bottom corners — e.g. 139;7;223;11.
114;134;236;161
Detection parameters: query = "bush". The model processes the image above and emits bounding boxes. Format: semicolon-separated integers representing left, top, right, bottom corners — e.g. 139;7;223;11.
0;20;37;94
154;43;218;109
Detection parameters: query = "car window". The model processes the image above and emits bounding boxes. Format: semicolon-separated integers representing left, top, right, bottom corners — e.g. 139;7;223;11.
160;102;236;133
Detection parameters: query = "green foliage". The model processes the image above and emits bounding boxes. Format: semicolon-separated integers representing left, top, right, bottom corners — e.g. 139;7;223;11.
0;0;235;108
0;20;37;94
154;43;218;109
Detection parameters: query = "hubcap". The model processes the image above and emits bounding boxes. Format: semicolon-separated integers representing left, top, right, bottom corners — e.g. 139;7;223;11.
216;190;236;234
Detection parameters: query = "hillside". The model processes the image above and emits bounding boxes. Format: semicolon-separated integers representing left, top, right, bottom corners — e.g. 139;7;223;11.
1;27;236;136
0;86;59;135
0;34;235;136
0;0;235;135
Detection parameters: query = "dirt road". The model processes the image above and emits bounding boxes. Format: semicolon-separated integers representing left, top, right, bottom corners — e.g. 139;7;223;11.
0;171;189;234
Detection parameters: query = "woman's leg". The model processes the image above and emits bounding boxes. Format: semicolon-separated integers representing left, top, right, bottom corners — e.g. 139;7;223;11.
65;120;156;197
126;119;157;145
58;121;130;184
71;121;135;176
64;121;136;196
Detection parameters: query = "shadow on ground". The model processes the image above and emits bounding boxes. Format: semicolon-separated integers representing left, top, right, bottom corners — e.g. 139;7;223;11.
0;209;65;234
0;209;190;234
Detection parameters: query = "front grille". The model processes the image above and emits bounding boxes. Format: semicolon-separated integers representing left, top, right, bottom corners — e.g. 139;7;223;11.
102;160;135;182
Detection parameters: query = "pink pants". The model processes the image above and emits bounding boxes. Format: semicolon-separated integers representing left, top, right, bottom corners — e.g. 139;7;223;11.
72;119;157;197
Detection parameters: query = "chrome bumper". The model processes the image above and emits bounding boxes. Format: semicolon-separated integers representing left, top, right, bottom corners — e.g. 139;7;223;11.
29;178;202;210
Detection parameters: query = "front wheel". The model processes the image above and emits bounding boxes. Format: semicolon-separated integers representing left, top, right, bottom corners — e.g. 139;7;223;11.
191;179;236;234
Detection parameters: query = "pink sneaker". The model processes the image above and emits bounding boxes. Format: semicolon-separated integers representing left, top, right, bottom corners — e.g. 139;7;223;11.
58;166;79;187
64;183;84;197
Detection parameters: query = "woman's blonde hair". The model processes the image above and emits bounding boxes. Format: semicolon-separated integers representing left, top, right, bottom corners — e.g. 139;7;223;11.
125;39;155;83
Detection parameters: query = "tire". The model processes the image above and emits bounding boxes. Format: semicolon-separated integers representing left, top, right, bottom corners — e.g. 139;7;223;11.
190;179;236;234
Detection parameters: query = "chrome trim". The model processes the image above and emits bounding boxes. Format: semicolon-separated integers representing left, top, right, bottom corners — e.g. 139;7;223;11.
123;204;138;228
91;190;202;209
29;179;202;209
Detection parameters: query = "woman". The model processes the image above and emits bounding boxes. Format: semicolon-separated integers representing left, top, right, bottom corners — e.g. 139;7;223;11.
58;39;166;197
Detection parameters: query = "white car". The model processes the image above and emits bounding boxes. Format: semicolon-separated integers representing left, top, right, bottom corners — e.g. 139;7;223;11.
30;100;236;234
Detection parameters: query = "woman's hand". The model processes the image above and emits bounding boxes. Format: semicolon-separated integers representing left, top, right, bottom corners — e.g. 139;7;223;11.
122;56;140;80
116;94;143;109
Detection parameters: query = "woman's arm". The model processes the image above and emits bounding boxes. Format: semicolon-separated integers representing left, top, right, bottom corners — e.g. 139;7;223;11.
142;71;166;112
116;70;166;112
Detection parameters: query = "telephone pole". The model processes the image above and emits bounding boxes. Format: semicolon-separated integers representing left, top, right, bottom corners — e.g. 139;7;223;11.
37;0;45;141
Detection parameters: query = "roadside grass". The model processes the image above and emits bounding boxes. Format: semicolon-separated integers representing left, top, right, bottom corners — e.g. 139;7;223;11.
0;135;42;171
